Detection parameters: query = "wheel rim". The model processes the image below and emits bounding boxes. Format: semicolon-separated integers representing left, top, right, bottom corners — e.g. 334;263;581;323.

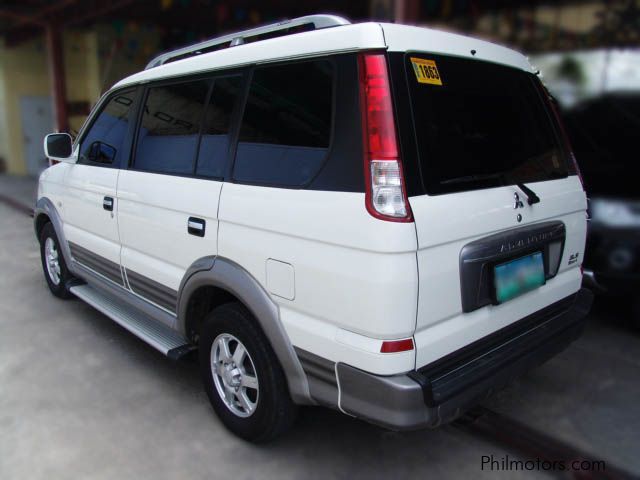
210;333;259;418
44;237;61;285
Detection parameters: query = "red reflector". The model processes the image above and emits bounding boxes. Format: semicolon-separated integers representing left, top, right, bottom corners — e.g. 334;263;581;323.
380;338;414;353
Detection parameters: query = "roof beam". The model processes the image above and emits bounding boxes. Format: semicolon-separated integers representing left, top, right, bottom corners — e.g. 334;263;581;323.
0;0;78;30
0;8;46;27
64;0;138;27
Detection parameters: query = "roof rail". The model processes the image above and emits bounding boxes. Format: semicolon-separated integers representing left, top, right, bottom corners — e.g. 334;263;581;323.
145;14;351;70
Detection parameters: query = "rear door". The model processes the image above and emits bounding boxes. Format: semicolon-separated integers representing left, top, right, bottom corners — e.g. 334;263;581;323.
117;75;243;316
392;51;587;368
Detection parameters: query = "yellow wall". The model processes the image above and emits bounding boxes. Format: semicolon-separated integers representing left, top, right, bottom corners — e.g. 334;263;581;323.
0;31;101;175
0;37;50;175
64;30;102;134
0;40;8;172
0;25;160;175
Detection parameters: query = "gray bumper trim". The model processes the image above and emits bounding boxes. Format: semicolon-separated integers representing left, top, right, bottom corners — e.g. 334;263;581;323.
295;347;338;407
335;289;593;431
337;364;428;430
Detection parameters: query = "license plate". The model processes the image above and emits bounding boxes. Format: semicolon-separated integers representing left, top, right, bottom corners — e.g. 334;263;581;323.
494;252;545;304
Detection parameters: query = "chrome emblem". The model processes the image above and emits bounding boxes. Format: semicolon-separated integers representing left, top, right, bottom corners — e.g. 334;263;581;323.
514;192;524;209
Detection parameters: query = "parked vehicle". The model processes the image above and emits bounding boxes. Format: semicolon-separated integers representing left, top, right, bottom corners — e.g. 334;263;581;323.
563;93;640;321
35;15;592;442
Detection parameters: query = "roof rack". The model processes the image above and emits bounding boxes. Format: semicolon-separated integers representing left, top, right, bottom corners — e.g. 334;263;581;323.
145;14;351;70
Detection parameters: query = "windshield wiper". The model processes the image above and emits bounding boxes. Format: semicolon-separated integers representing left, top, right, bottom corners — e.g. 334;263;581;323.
442;174;541;206
517;183;541;205
441;173;504;185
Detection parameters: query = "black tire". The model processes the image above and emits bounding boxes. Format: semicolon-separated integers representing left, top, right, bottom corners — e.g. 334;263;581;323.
39;222;74;299
199;302;297;442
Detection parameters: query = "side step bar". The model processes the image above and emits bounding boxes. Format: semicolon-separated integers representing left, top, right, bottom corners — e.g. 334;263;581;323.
70;284;195;360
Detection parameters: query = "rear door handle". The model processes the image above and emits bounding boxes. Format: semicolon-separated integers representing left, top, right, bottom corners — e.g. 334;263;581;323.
188;217;205;237
103;196;114;211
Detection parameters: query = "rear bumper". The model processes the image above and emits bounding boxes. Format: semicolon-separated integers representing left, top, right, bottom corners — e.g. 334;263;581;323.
337;288;593;430
582;269;607;293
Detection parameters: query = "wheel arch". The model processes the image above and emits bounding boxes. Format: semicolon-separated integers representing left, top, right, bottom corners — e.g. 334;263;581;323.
34;197;75;274
34;211;51;238
177;256;312;405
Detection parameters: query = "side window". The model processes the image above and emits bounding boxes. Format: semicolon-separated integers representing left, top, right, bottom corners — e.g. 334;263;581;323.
233;60;334;186
134;80;210;175
196;76;242;178
79;88;136;167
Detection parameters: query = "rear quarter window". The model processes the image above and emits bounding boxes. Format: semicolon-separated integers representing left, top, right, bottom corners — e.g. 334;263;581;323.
196;76;243;179
404;54;569;195
233;60;334;187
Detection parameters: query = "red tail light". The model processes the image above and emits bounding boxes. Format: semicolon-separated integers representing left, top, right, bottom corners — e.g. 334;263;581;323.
359;53;413;222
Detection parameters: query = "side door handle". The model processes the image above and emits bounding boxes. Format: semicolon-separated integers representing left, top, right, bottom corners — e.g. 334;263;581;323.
103;196;114;211
188;217;205;237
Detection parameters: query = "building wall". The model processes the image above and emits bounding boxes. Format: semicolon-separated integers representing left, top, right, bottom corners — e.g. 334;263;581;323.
0;25;160;175
95;24;161;94
65;30;102;134
0;37;50;175
0;40;8;173
0;31;102;175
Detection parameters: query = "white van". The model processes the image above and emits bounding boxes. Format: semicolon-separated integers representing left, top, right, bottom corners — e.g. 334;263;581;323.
35;15;592;442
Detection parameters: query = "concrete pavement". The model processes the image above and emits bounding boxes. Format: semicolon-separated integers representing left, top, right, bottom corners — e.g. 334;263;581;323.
0;173;37;209
0;201;543;480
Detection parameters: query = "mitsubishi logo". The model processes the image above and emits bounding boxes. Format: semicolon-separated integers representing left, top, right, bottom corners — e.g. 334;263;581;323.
514;192;524;209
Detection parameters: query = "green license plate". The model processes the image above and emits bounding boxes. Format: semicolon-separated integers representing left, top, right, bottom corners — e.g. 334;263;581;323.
494;252;545;304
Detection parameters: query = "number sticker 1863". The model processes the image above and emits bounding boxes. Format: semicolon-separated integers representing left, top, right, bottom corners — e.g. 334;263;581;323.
410;57;443;86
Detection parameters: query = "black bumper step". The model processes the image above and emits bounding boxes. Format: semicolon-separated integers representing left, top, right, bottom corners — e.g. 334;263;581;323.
411;288;594;408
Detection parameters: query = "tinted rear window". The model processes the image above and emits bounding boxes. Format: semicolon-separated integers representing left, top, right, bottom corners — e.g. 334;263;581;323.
196;76;242;179
233;60;333;187
405;54;568;195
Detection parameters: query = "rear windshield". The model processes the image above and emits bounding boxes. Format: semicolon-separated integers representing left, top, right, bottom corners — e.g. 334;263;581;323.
405;54;569;195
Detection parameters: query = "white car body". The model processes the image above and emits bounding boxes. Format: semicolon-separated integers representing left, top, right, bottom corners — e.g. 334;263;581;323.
35;16;592;434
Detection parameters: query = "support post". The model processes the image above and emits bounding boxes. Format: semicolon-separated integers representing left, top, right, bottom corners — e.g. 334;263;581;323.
45;24;68;133
394;0;420;23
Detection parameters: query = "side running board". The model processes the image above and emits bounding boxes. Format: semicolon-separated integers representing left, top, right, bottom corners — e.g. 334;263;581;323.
69;284;195;360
